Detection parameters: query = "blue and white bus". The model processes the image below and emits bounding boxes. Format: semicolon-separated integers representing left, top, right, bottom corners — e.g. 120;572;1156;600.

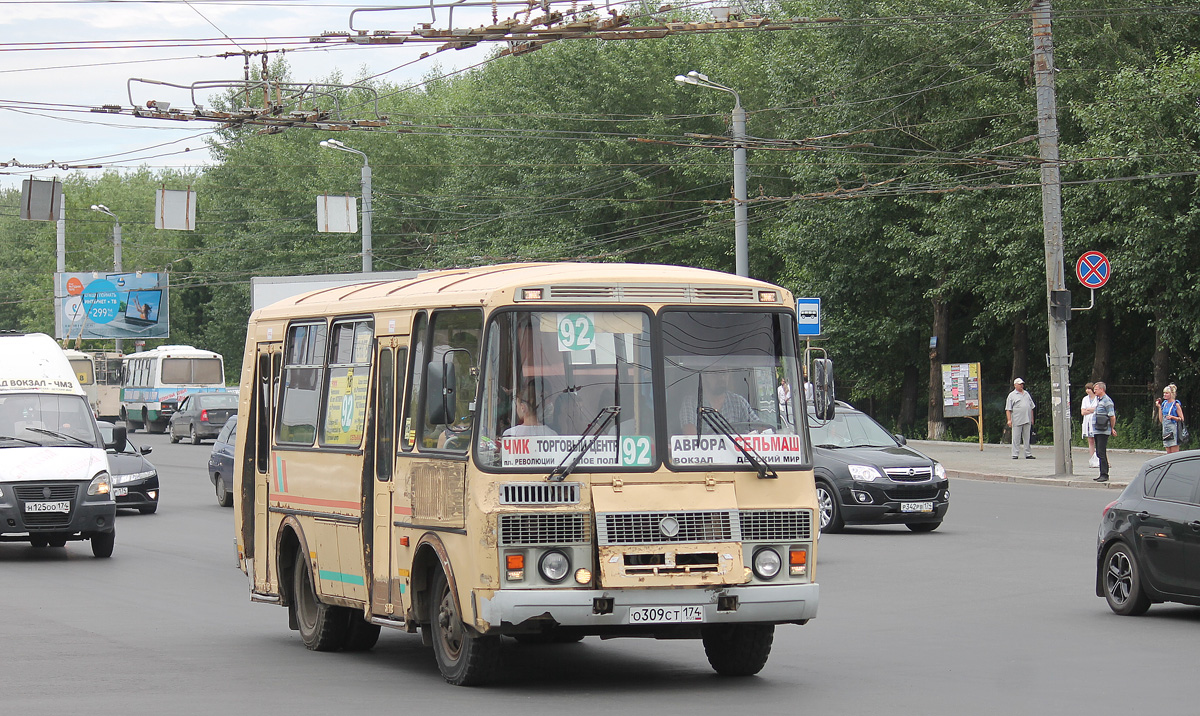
121;345;226;433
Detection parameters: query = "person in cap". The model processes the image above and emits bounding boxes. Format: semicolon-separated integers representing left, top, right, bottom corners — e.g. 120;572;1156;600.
1005;378;1036;459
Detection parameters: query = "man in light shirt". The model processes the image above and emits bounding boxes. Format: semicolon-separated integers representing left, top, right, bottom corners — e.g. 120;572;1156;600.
1005;378;1036;459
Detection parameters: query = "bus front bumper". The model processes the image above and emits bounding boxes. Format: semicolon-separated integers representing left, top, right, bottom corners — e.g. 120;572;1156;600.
478;582;818;629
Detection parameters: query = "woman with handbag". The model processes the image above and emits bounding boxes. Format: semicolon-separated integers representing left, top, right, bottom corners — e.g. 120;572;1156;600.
1156;384;1186;454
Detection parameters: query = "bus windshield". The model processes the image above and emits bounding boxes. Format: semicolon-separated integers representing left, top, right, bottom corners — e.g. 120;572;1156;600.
477;310;656;470
663;310;806;468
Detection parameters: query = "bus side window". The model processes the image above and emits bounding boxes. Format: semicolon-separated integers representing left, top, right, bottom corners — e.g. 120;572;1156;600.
278;321;327;446
321;318;373;447
377;348;394;481
423;309;482;452
401;312;427;451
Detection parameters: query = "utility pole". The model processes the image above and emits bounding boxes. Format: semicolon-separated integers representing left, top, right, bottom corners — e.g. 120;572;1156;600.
732;102;748;278
1032;0;1072;475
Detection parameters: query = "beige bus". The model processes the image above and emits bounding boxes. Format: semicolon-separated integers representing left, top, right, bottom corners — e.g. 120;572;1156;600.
233;262;827;685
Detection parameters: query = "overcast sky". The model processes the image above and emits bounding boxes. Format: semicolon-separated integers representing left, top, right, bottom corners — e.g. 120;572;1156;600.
1;0;497;191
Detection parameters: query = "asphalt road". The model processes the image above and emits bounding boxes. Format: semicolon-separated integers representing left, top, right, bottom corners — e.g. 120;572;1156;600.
3;432;1195;715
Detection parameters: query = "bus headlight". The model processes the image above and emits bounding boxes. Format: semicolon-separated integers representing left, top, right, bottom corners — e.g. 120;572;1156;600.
88;472;112;496
752;548;782;580
538;550;570;583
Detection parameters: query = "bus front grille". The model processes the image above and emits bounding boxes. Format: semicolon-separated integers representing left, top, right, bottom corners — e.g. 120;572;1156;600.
739;509;813;541
598;510;738;545
499;513;591;546
499;482;581;506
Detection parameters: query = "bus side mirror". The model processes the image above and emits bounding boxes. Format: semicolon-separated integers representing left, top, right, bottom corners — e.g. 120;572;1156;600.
811;358;836;421
426;356;457;425
106;423;127;453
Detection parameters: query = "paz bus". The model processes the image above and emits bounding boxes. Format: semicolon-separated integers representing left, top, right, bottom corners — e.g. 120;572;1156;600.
121;345;226;433
233;263;831;685
64;349;124;420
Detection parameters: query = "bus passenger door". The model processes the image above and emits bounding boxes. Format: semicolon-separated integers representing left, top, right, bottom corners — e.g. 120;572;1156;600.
251;344;280;593
370;344;405;618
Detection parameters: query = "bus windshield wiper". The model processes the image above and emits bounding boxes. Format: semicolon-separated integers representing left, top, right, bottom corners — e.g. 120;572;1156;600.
547;406;620;483
24;427;94;447
0;434;42;447
699;407;779;480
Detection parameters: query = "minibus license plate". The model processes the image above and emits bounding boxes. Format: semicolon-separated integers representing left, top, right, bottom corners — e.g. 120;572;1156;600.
26;501;70;513
628;606;704;624
901;501;934;513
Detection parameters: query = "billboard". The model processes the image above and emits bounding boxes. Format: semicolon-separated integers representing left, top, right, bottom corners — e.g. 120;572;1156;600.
56;271;170;340
941;362;981;419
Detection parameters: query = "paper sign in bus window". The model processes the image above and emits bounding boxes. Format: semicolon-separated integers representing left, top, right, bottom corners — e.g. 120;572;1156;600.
500;435;653;468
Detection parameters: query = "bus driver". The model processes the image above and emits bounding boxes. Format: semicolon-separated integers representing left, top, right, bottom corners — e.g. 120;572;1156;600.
679;370;761;434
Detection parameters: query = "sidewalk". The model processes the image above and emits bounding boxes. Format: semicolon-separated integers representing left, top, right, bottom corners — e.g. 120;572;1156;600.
908;439;1163;490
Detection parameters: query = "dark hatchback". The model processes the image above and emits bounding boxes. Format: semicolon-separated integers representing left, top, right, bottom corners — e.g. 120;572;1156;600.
810;403;949;533
1097;450;1200;615
169;392;237;445
208;415;237;507
97;420;159;514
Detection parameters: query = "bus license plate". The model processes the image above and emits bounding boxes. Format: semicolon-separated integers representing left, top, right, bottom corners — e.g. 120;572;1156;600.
629;606;704;624
26;501;70;513
901;501;934;513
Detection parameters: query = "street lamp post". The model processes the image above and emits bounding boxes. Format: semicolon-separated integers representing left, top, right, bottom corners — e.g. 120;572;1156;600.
320;139;373;273
90;203;123;353
675;71;749;277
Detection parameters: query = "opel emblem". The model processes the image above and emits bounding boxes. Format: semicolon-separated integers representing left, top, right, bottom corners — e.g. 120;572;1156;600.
43;487;52;499
659;516;680;538
908;468;916;477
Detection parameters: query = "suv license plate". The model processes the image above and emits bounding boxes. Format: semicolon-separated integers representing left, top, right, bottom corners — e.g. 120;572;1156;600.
26;500;70;513
629;606;704;624
901;501;934;513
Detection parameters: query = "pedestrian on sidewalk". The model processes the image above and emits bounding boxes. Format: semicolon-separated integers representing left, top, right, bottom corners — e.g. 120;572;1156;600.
1006;378;1036;459
1092;381;1116;482
1156;383;1185;454
1081;382;1099;468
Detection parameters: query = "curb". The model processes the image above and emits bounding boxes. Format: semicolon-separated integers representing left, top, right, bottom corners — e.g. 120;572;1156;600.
946;469;1128;490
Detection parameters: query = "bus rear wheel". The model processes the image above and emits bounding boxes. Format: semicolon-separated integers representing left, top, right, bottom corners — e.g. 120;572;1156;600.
293;552;348;651
429;569;500;685
702;624;774;676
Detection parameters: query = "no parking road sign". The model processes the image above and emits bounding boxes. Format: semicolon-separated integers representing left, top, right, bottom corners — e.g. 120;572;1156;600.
1076;251;1111;289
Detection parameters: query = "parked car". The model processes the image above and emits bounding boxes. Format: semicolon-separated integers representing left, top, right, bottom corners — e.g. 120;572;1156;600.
208;415;237;507
810;402;949;533
169;392;238;444
1096;451;1200;615
97;420;159;515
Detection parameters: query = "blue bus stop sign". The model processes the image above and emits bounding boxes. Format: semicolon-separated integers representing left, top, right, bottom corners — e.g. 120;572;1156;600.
797;298;821;336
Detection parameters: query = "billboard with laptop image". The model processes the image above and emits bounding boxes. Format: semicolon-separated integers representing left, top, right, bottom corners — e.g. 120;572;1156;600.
55;271;170;340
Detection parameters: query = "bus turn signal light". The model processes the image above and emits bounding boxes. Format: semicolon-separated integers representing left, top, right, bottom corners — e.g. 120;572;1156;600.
506;553;525;581
789;549;807;576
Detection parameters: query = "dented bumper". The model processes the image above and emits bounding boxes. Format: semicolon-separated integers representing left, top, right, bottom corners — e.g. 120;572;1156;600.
478;582;818;629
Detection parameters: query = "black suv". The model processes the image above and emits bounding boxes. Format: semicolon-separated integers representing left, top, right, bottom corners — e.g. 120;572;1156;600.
810;403;949;533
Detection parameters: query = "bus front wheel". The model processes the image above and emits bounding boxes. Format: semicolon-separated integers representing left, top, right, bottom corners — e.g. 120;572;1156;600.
702;623;774;676
292;552;348;651
429;569;500;685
